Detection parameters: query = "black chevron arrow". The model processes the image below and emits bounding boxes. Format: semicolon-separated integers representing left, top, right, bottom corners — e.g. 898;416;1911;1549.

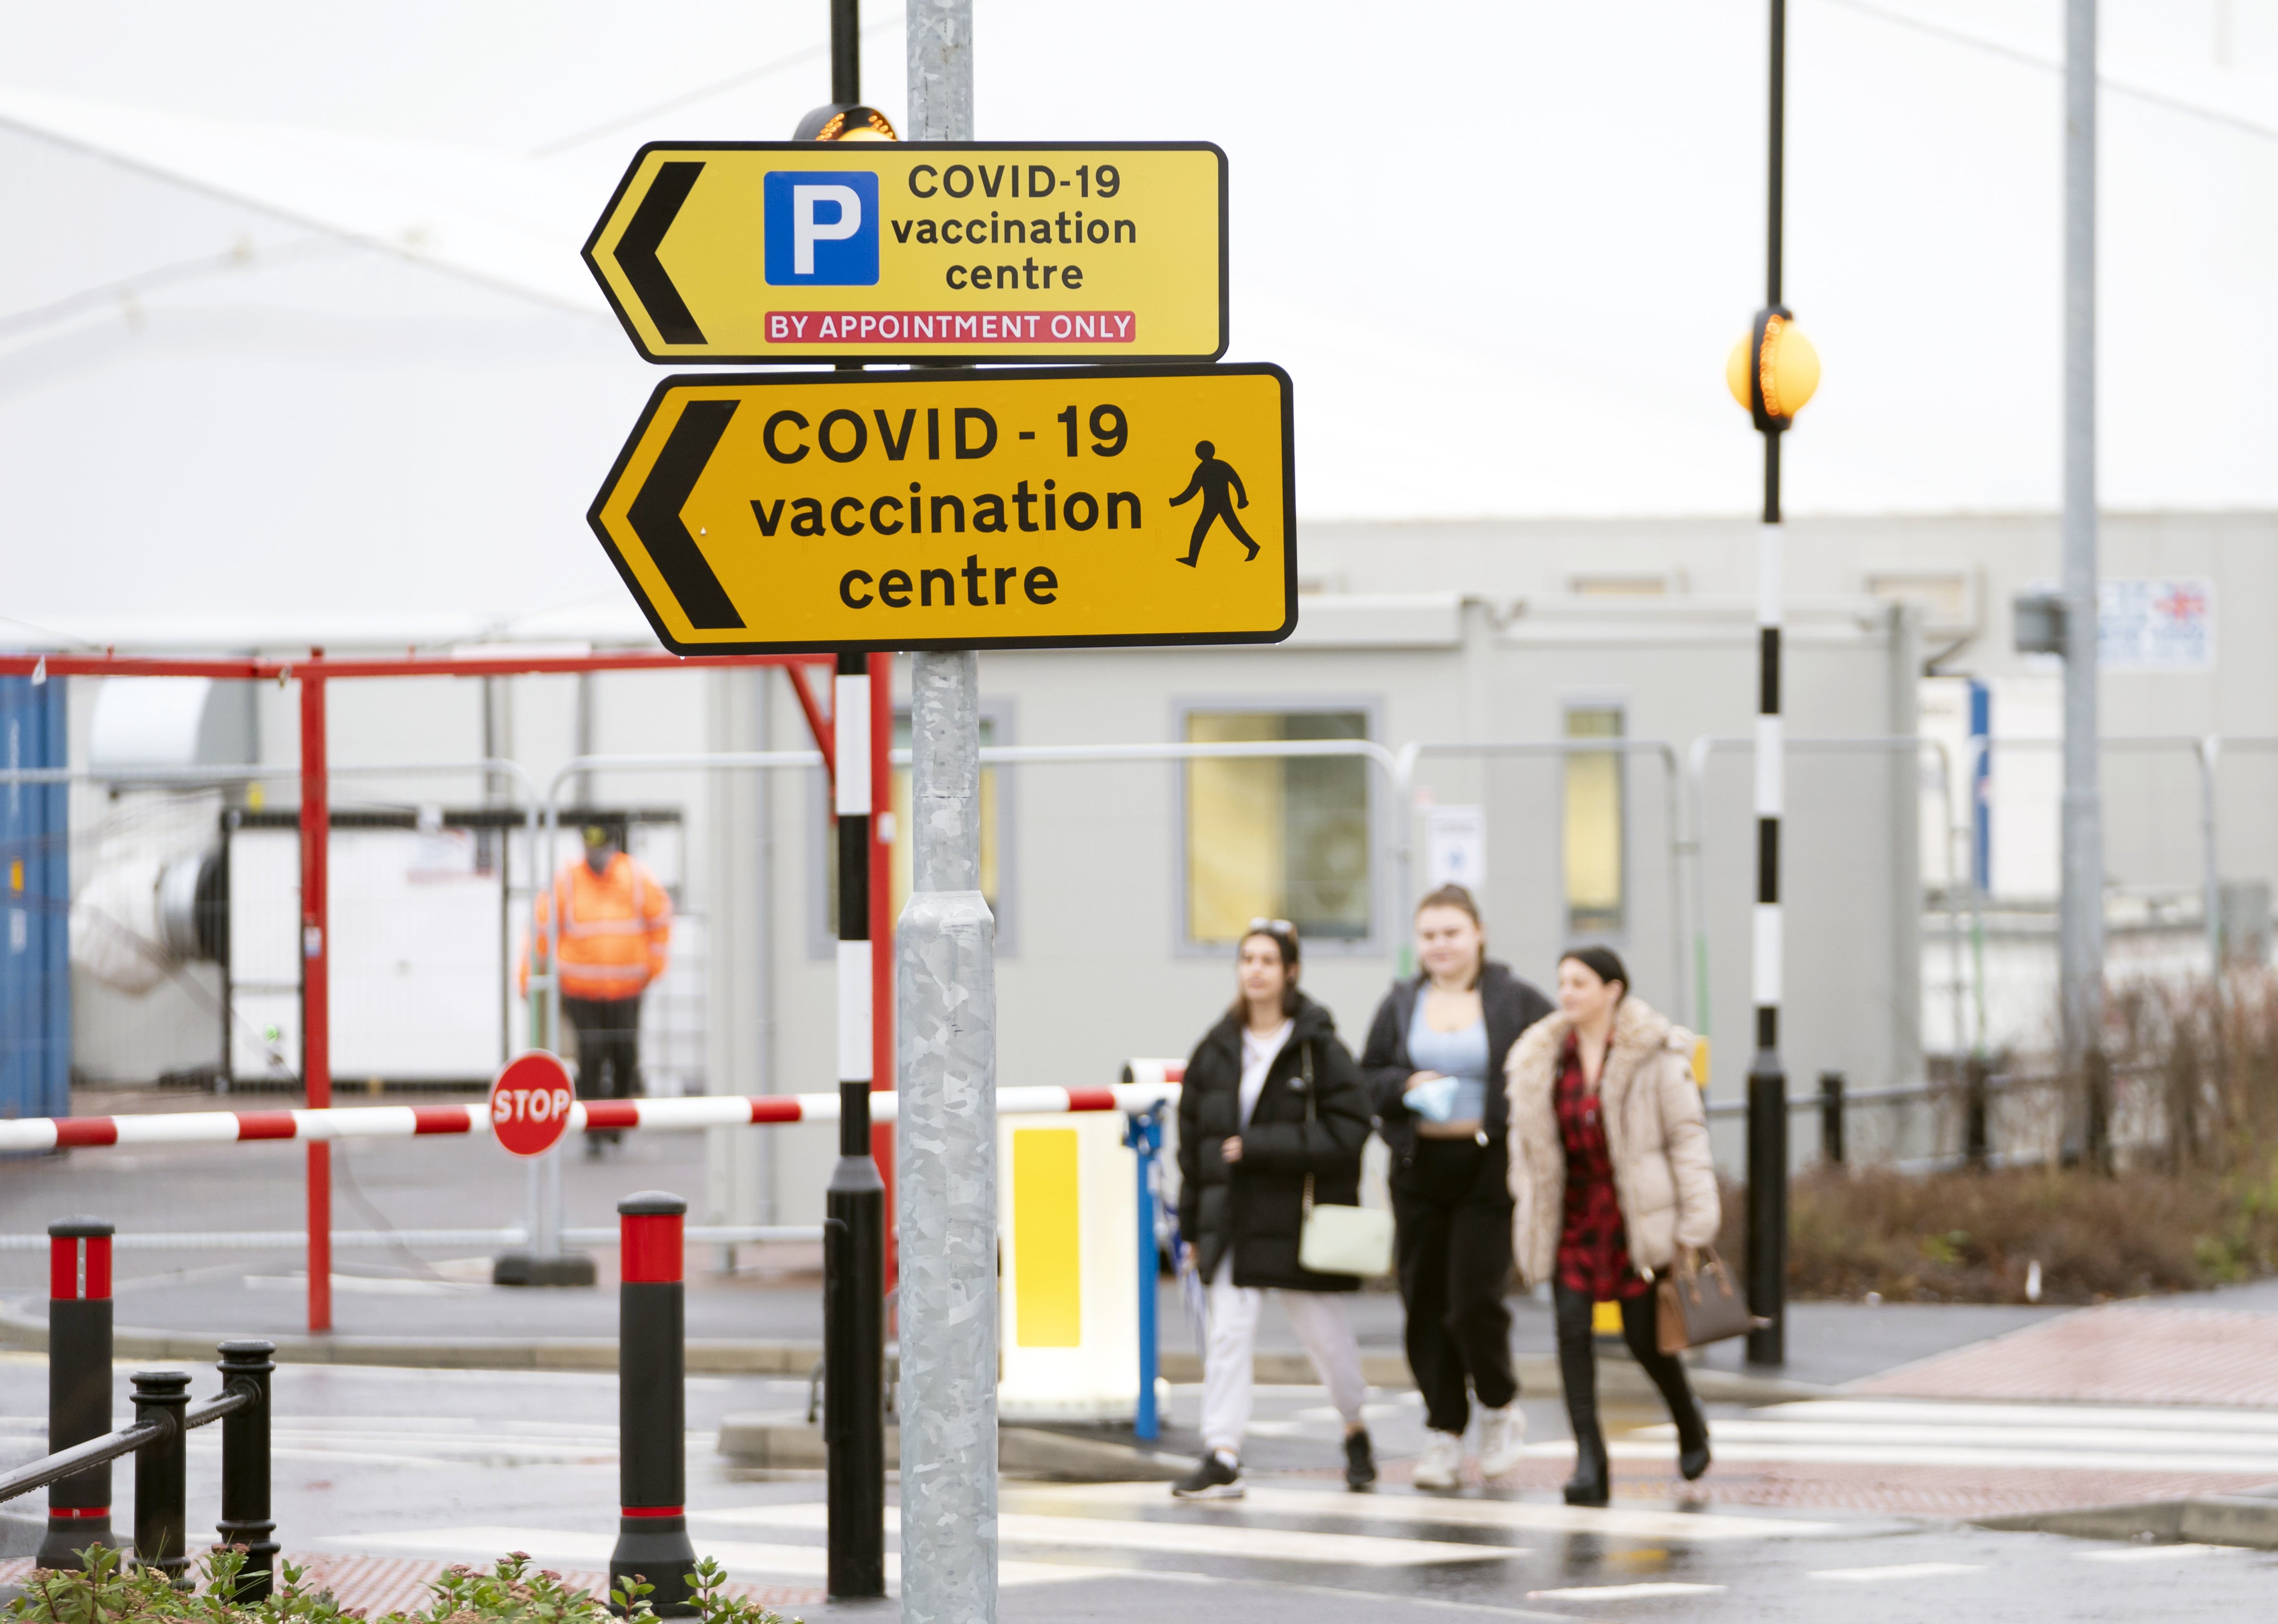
627;399;744;630
617;161;707;346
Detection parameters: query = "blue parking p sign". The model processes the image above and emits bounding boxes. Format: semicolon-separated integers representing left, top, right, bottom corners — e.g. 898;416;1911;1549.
763;171;880;286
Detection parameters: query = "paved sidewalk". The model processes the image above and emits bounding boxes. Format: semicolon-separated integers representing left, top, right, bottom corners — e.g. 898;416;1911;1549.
1854;1303;2278;1406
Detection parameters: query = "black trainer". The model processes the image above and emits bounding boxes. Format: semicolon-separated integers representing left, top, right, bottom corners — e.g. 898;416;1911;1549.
1343;1430;1377;1491
1172;1451;1244;1500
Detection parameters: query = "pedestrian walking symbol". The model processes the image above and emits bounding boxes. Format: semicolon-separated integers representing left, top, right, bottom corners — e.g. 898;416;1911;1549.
1169;440;1257;566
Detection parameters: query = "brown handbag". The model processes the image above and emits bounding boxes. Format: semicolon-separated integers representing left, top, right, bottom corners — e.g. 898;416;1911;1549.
1655;1246;1760;1355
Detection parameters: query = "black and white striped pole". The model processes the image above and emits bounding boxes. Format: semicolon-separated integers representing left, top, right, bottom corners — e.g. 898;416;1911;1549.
38;1219;115;1569
1747;497;1789;1368
1727;0;1819;1369
825;650;886;1599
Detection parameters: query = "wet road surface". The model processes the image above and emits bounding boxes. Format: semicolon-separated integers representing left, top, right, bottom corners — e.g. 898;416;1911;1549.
4;1358;2274;1622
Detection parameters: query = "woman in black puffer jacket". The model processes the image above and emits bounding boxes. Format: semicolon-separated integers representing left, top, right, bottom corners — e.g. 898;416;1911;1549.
1173;920;1376;1501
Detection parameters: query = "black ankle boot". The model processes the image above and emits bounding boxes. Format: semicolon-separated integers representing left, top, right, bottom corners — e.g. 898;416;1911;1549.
1673;1396;1711;1482
1563;1428;1610;1507
1678;1430;1711;1482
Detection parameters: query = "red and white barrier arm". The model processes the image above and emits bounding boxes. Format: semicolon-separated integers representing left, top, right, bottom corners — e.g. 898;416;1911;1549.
0;1082;1183;1154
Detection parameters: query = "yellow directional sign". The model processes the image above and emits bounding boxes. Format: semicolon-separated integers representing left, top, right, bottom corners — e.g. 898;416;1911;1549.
588;364;1293;653
583;143;1226;362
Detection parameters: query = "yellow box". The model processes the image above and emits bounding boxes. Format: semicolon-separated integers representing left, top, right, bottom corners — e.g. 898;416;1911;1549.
1011;1128;1083;1349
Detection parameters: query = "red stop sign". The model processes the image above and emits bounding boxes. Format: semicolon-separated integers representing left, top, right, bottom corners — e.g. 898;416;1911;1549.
490;1052;576;1157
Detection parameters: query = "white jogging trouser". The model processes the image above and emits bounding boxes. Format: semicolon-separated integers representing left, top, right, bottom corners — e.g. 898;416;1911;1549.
1200;1257;1368;1458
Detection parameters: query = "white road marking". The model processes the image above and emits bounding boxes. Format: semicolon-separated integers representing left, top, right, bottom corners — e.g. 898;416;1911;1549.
1;1414;717;1471
1811;1562;1985;1581
2080;1544;2247;1563
1525;1581;1723;1599
1762;1401;2278;1434
245;1273;481;1297
1636;1418;2278;1462
1564;1439;2278;1475
311;1525;1111;1588
692;1501;1523;1567
1027;1480;1839;1541
1578;1396;2278;1475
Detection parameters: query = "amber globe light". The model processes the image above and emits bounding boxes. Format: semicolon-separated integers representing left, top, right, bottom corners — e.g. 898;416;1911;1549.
1726;313;1821;427
794;103;900;142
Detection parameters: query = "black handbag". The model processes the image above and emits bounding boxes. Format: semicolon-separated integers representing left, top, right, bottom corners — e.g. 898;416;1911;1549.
1655;1246;1759;1354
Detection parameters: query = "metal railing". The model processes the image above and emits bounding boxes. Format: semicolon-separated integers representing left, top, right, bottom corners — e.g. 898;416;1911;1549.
0;1342;276;1596
1703;1062;2160;1171
0;1225;822;1252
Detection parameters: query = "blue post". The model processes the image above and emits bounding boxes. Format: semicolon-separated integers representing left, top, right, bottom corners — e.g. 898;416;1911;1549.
1969;678;1992;891
1125;1105;1162;1441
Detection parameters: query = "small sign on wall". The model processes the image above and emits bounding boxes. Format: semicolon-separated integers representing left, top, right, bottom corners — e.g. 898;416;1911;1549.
1425;805;1487;891
2101;578;2213;671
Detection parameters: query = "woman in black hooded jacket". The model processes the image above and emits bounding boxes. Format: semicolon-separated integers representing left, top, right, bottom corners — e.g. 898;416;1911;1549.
1358;884;1553;1488
1174;920;1376;1500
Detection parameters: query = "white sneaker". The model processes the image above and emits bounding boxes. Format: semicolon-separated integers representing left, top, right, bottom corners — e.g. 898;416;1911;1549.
1479;1405;1528;1478
1412;1429;1464;1489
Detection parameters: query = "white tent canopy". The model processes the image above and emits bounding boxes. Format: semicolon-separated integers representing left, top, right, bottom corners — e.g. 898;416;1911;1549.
2;0;2275;648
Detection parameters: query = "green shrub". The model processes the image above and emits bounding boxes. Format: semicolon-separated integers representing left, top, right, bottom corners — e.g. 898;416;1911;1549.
7;1546;791;1624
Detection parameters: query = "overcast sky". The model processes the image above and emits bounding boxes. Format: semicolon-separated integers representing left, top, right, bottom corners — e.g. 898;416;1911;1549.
1;1;2274;643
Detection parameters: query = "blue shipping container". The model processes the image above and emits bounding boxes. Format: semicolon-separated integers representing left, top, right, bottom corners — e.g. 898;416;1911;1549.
0;675;69;1120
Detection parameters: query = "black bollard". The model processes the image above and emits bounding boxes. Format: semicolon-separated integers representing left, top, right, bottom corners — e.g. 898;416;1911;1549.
1745;1064;1787;1365
131;1369;190;1583
823;1093;885;1599
1818;1071;1845;1166
38;1219;116;1570
612;1194;697;1617
1964;1053;1991;1169
215;1341;278;1601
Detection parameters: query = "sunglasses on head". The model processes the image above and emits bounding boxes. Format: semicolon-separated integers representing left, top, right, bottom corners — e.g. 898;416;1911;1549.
1247;918;1295;936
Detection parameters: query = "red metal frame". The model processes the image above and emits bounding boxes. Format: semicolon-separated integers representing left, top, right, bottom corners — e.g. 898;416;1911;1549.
3;646;857;1334
300;664;332;1330
0;651;833;683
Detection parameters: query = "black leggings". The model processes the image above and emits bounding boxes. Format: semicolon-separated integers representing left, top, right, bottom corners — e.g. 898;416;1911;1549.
562;995;643;1100
1392;1139;1519;1435
1551;1282;1702;1448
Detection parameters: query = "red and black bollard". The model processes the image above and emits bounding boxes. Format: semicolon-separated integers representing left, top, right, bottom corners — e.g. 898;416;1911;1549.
612;1193;697;1616
38;1218;115;1570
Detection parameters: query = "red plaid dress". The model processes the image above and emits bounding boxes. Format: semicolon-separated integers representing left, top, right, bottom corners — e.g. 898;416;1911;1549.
1555;1035;1647;1300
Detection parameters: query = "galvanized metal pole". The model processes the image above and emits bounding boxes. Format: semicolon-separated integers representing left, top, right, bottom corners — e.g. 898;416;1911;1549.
896;667;996;1617
907;0;972;143
900;12;991;1624
2059;0;2108;1167
2199;737;2223;987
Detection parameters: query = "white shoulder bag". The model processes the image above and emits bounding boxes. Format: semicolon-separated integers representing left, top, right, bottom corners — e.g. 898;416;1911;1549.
1294;1041;1396;1279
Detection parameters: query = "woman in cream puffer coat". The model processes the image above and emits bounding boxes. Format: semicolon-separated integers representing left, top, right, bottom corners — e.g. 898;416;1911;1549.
1505;947;1718;1505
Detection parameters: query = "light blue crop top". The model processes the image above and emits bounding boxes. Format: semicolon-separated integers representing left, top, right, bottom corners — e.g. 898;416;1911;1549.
1407;998;1490;1122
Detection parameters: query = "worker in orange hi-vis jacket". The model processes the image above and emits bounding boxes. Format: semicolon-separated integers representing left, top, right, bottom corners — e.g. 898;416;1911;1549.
519;823;672;1155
